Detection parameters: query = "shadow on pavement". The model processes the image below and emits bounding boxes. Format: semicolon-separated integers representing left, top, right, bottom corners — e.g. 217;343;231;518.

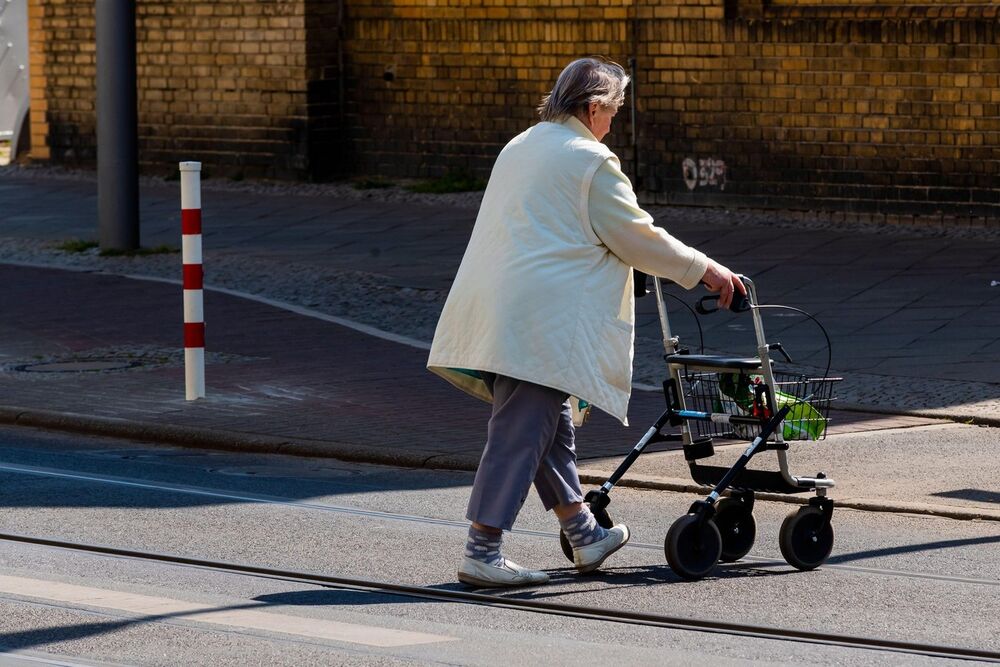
932;489;1000;505
0;423;481;510
826;534;1000;566
0;601;264;653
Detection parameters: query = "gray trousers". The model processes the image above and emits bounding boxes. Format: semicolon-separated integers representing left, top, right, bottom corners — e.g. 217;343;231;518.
466;373;585;531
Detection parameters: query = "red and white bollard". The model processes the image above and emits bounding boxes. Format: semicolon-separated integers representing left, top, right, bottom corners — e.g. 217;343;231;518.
180;161;205;400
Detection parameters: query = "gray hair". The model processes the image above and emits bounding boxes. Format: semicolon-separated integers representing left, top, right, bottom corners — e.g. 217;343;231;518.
537;57;630;122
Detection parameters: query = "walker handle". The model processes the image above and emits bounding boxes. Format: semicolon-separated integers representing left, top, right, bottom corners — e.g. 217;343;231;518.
696;290;751;314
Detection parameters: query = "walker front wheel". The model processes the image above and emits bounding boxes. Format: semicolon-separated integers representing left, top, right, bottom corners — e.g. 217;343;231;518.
664;514;722;580
559;503;614;562
714;497;757;562
778;506;834;571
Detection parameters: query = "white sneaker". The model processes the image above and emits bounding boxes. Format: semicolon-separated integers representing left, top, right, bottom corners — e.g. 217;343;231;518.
457;556;550;588
574;524;630;574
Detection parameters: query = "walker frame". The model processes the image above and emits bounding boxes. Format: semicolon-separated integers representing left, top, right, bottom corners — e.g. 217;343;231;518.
562;274;841;580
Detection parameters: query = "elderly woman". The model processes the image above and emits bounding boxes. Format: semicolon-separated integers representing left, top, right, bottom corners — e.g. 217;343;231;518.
428;57;744;587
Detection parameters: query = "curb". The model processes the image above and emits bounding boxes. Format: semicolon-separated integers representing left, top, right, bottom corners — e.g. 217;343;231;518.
2;405;997;523
0;406;471;471
833;402;1000;428
616;389;1000;430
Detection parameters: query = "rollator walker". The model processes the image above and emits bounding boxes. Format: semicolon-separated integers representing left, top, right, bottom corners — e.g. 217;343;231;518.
560;273;840;580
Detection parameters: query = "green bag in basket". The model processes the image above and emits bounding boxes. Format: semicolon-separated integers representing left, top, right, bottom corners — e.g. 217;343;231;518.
718;374;826;441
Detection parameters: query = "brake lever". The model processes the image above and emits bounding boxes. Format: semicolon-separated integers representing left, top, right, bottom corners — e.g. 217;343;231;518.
768;343;794;363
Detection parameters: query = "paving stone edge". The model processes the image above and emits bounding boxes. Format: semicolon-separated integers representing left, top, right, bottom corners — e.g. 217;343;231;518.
2;405;996;523
0;406;461;471
833;402;1000;428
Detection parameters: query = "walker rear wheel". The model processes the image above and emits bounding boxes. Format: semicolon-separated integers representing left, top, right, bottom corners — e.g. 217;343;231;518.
559;503;614;562
714;497;757;562
664;514;722;580
778;505;834;571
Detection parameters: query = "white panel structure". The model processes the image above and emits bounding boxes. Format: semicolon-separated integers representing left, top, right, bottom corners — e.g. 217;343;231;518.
0;0;29;164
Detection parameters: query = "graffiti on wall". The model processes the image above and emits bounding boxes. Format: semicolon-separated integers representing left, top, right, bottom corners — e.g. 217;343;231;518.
682;158;727;191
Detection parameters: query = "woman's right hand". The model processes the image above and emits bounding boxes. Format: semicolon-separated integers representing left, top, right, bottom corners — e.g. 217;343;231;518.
700;259;746;310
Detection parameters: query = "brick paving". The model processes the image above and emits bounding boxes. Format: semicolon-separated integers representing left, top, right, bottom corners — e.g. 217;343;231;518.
0;264;938;465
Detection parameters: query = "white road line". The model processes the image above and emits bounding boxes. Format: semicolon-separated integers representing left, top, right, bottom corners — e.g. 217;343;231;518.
0;260;432;352
0;649;115;666
0;575;452;648
0;461;462;528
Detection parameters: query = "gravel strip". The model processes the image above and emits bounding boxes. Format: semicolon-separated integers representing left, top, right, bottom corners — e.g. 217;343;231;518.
0;236;447;347
0;164;487;210
5;163;1000;241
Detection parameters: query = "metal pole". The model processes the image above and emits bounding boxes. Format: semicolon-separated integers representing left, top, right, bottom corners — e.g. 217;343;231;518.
628;56;638;189
628;1;640;189
96;0;139;251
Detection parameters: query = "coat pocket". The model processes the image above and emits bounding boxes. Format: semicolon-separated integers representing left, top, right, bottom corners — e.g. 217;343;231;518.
597;317;634;393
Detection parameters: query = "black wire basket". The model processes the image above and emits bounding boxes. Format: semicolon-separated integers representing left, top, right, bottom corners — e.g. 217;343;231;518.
680;370;840;442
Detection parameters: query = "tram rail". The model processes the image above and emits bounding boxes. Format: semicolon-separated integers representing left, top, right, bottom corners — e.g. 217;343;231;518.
1;531;998;663
0;461;996;589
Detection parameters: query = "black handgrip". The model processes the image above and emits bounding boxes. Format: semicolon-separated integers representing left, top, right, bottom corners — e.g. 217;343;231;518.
633;269;649;298
695;296;719;315
696;290;751;314
730;290;751;313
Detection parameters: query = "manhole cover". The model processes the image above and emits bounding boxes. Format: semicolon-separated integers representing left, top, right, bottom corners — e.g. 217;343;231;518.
16;360;141;373
85;448;218;460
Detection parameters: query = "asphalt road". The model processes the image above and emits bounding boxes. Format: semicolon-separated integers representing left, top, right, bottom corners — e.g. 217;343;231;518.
0;424;997;666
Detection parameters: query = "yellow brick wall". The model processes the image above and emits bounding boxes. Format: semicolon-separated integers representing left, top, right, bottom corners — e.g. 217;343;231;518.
27;1;50;160
27;0;1000;220
335;0;1000;219
29;0;319;179
341;8;635;177
651;1;1000;217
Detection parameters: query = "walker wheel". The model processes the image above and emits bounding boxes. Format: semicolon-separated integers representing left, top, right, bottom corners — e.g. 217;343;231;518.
559;503;614;562
714;497;757;562
778;506;834;571
664;514;722;580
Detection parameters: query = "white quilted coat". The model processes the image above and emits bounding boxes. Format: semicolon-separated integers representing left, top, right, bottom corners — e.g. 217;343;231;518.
427;117;708;424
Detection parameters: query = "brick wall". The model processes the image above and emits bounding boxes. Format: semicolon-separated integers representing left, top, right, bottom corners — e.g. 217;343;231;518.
339;1;637;178
28;0;93;164
303;0;346;180
138;1;316;179
27;0;1000;221
337;0;1000;220
650;0;1000;219
26;2;49;160
29;0;330;180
